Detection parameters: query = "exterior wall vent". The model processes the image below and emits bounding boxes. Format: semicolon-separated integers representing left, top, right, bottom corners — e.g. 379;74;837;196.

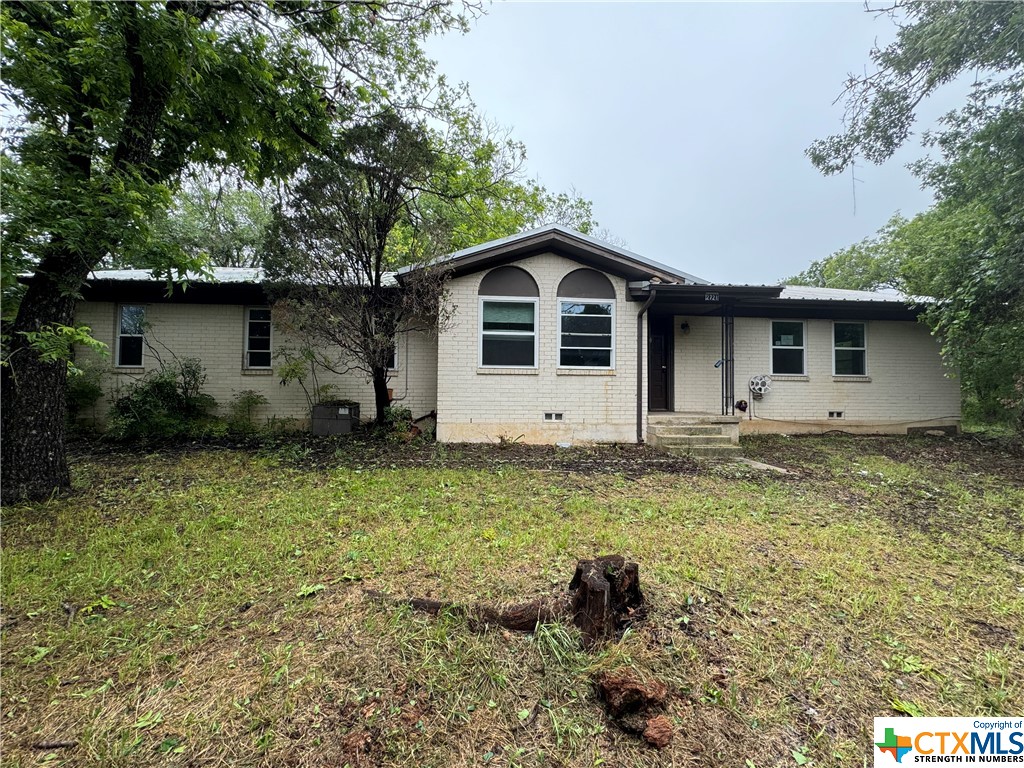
828;411;844;419
544;412;564;422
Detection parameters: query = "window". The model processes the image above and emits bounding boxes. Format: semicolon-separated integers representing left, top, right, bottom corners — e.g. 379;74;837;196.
117;305;145;367
834;322;866;375
559;300;614;367
771;320;805;375
557;269;616;368
245;307;272;368
480;299;537;367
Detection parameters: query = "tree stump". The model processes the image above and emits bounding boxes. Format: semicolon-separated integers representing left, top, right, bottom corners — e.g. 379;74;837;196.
568;555;644;645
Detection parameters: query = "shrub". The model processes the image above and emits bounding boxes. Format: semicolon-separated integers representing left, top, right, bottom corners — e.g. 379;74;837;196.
67;363;105;420
228;389;269;433
107;358;218;440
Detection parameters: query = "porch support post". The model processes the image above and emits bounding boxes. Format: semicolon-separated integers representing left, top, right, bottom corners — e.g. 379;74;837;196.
721;305;735;416
636;287;657;444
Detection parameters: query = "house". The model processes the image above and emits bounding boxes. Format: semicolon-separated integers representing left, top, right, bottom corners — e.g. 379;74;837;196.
72;225;961;447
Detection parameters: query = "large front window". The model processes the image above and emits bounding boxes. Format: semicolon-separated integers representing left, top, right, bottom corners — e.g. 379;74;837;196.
834;322;866;375
117;305;145;367
559;300;613;367
771;320;805;375
480;299;537;367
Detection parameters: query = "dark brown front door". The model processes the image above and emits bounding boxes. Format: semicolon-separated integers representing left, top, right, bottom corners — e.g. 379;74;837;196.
648;316;672;411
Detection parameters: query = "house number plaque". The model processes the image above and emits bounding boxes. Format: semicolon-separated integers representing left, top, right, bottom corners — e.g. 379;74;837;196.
704;292;719;302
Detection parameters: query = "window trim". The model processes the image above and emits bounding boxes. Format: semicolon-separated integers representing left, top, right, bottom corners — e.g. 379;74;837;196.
556;296;615;370
478;296;539;369
115;304;146;368
244;306;273;370
833;320;868;377
770;319;806;376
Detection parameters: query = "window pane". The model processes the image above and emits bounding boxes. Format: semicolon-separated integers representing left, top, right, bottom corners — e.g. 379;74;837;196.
562;333;612;349
834;323;864;348
118;336;143;367
773;348;804;375
248;321;271;340
561;302;612;316
120;306;145;335
835;349;866;375
560;348;611;367
772;321;803;347
248;335;271;352
248;351;272;368
249;308;271;322
562;315;612;335
483;301;534;332
482;335;534;366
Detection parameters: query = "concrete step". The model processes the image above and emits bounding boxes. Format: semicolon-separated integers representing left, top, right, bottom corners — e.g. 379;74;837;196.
652;434;735;447
648;425;725;437
663;444;743;458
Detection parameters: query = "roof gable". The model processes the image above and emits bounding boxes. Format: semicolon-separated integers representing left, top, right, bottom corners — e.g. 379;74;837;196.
399;224;708;285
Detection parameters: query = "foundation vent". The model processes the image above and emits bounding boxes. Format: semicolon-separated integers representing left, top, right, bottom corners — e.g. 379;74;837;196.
544;412;564;422
828;411;844;419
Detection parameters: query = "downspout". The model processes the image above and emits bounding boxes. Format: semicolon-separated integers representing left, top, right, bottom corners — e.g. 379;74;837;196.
636;286;657;444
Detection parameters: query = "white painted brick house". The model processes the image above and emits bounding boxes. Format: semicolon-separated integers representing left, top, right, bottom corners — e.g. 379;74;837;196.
73;225;962;442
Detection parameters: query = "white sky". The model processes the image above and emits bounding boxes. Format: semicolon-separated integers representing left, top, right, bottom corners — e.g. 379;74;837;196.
427;1;965;285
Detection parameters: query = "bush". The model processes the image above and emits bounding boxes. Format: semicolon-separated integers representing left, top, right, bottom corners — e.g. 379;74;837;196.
228;389;269;433
107;358;218;440
67;363;105;420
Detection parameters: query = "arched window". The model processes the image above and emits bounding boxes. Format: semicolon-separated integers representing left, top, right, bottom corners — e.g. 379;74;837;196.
557;269;615;368
478;266;539;368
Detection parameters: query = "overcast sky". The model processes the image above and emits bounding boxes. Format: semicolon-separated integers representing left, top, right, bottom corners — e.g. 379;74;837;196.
427;1;964;285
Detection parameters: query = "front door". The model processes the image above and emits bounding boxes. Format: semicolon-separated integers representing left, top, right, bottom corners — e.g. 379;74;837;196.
648;316;672;411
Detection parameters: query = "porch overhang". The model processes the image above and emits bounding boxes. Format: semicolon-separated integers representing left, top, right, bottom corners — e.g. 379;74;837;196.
628;282;923;320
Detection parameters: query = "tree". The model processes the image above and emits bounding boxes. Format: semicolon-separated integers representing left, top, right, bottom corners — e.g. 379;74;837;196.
807;1;1024;430
785;214;905;291
264;111;456;423
0;0;471;502
149;171;275;268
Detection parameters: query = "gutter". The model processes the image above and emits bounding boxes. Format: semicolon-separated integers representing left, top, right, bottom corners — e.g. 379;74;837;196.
636;285;657;444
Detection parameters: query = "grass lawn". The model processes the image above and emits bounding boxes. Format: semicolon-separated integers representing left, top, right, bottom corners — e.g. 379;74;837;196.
2;434;1022;767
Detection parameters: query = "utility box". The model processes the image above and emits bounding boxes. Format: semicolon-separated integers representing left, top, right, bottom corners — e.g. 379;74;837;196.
311;402;360;436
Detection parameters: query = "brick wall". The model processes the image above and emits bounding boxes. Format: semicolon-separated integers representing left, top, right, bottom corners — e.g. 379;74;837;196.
673;314;961;432
73;301;438;427
435;252;646;444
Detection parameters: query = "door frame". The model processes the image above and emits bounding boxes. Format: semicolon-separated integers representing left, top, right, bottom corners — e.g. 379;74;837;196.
648;314;675;412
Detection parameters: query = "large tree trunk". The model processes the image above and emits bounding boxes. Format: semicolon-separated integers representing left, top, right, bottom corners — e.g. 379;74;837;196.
1;271;79;504
372;366;391;423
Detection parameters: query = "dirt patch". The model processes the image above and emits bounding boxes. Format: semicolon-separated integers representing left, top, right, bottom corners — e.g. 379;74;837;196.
70;433;701;477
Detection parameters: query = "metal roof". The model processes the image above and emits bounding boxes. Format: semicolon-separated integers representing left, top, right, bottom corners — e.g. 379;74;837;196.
779;285;928;303
85;267;399;287
86;267;263;283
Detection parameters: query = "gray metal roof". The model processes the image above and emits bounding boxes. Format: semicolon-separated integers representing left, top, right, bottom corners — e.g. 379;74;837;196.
86;267;264;283
779;285;928;303
85;267;399;287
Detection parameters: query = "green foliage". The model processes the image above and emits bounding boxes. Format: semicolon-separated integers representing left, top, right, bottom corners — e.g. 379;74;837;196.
383;405;413;431
67;362;106;421
808;1;1024;432
228;390;270;433
107;358;218;441
785;214;905;291
4;324;108;376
